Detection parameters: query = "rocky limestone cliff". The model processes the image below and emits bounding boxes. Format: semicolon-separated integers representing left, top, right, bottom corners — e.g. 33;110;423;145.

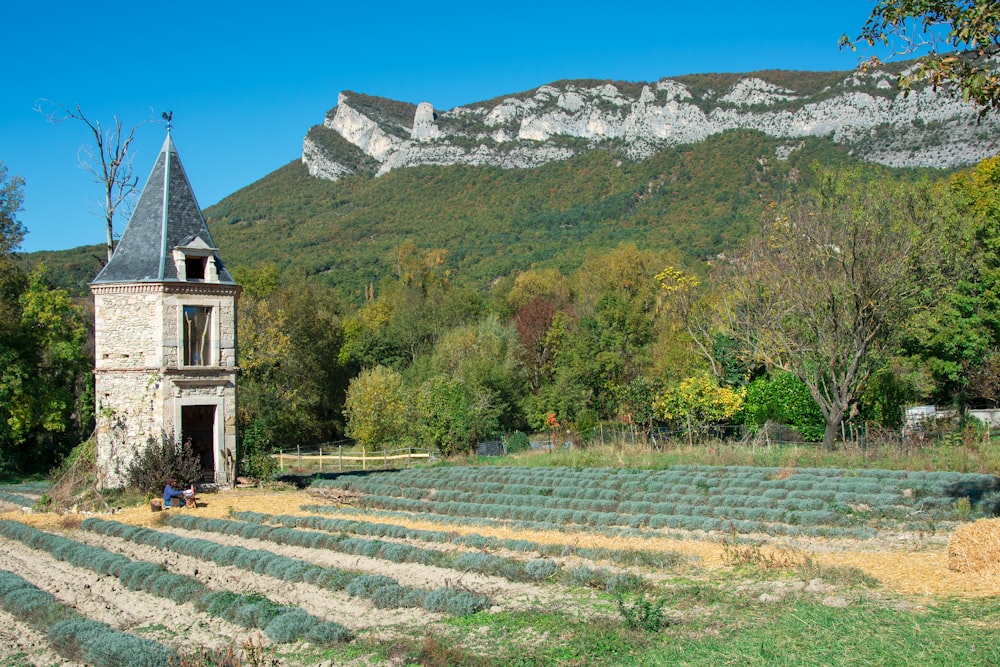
302;67;1000;181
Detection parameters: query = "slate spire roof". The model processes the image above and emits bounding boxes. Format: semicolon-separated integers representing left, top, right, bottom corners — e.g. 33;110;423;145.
92;129;235;285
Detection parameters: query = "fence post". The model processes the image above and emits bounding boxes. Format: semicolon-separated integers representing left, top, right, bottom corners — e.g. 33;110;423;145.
362;448;367;471
319;447;323;472
339;446;343;472
279;450;284;471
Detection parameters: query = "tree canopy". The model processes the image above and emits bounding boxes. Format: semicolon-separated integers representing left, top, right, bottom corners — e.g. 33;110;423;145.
0;164;91;473
722;169;951;448
844;0;1000;113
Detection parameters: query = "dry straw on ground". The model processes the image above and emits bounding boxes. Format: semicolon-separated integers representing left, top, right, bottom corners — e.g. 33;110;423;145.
947;517;1000;577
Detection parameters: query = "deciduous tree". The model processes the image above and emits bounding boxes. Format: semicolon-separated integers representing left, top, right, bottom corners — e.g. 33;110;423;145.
724;170;949;449
36;102;150;261
344;365;411;450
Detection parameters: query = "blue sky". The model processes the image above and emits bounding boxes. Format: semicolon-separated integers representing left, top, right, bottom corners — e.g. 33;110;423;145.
5;1;889;252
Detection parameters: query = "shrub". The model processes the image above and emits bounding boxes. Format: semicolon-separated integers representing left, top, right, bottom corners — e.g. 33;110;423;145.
442;590;491;616
568;565;615;589
615;589;669;632
307;621;354;645
3;587;69;628
345;574;397;597
422;588;490;615
48;617;179;666
455;552;502;573
506;431;531;454
121;433;201;493
605;572;645;594
369;583;406;608
524;558;558;581
263;609;312;643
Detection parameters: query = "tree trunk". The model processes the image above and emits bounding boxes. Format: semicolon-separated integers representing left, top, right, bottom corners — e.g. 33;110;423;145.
822;406;845;450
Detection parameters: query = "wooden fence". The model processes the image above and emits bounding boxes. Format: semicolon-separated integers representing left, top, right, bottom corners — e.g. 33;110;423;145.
271;446;430;472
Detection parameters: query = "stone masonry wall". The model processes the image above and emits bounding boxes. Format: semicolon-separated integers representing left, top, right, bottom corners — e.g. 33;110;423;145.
92;283;239;488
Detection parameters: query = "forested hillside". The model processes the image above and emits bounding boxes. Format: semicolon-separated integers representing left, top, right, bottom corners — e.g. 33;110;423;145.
33;131;938;303
20;125;986;473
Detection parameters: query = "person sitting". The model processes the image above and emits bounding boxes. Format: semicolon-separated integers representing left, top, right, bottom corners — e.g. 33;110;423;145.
163;478;185;509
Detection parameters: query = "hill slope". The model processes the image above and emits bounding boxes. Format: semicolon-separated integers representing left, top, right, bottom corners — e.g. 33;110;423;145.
204;130;939;303
32;66;986;302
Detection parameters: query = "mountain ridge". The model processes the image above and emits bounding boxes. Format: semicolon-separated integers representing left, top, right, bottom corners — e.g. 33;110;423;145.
303;64;999;182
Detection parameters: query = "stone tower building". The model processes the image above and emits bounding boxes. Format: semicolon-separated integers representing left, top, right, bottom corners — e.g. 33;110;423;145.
91;129;240;487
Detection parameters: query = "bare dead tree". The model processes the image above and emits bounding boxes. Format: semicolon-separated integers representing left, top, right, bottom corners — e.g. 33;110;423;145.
35;101;152;262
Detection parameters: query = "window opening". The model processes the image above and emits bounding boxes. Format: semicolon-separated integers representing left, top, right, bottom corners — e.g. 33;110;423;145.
183;306;212;366
185;256;206;280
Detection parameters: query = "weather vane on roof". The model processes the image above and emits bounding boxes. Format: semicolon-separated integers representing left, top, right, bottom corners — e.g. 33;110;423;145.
162;111;173;134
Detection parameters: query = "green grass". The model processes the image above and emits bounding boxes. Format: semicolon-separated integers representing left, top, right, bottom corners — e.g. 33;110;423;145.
328;594;998;666
476;436;1000;475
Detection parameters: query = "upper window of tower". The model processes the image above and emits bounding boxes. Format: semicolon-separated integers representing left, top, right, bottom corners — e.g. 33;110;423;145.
173;236;218;282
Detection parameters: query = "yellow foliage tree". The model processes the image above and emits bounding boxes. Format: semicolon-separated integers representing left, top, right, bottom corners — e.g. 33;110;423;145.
652;372;745;427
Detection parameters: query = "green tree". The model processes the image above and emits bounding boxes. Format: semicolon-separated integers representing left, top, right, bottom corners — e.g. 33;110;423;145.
898;156;1000;403
844;0;1000;113
0;162;27;349
235;266;348;458
339;244;483;371
724;170;950;449
0;165;92;472
344;365;411;450
742;372;826;442
0;163;25;257
414;375;498;456
547;245;660;421
427;314;526;432
0;266;90;472
652;372;745;433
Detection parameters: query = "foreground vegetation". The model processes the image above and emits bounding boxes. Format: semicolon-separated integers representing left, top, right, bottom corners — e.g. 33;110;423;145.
0;459;997;665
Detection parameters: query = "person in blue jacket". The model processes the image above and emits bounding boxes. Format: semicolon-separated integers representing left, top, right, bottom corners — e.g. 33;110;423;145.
163;478;185;509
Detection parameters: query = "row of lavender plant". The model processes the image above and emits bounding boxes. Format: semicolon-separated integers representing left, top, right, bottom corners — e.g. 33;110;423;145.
322;465;993;510
0;520;351;645
235;510;683;571
81;518;490;616
325;489;878;537
174;511;669;588
0;481;52;494
333;483;875;525
163;513;565;583
0;568;178;666
0;490;39;508
298;503;826;556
